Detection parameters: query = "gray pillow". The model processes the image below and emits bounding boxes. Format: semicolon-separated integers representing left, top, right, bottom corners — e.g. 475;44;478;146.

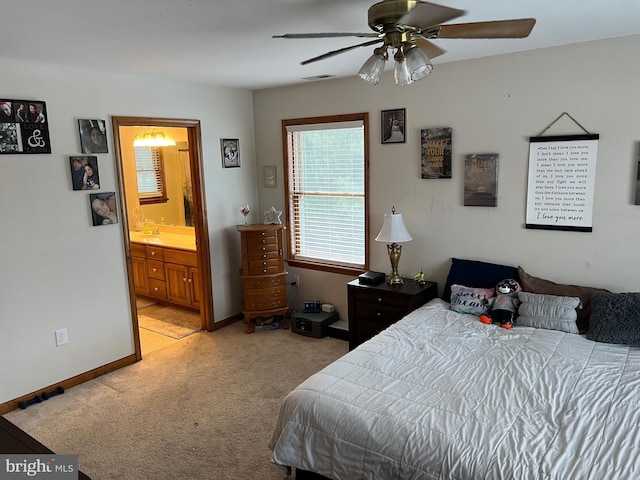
586;292;640;346
516;291;581;334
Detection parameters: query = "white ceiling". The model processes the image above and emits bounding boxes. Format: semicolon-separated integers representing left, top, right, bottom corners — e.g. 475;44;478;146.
3;0;640;91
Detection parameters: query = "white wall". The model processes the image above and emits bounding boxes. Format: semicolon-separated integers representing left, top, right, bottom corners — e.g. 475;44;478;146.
0;58;256;403
253;35;640;320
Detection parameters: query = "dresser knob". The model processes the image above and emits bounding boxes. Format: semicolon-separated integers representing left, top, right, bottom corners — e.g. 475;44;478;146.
153;268;157;272
151;252;156;256
154;287;159;292
263;269;267;273
376;312;381;317
183;277;187;282
377;297;382;302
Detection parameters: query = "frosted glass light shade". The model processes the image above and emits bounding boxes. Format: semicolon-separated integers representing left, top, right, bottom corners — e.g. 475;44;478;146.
393;59;413;86
358;52;387;85
405;46;433;81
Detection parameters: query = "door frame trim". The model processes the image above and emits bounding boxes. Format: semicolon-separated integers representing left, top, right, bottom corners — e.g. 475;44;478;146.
112;116;214;361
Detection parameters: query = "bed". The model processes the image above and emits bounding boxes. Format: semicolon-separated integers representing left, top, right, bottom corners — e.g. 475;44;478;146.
270;259;640;479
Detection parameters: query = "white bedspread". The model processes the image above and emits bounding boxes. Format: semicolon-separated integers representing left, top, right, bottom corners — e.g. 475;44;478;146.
270;299;640;479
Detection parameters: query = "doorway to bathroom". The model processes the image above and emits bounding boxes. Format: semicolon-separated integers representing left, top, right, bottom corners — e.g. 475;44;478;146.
111;116;214;360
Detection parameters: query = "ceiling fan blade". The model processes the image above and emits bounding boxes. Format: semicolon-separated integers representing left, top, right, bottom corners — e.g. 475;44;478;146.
398;1;466;31
438;18;536;39
301;39;383;65
273;32;379;39
417;38;446;59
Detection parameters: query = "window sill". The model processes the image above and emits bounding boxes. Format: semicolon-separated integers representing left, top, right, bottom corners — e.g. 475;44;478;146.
286;258;367;277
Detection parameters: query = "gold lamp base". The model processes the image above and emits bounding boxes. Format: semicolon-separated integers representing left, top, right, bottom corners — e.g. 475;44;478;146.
386;242;404;285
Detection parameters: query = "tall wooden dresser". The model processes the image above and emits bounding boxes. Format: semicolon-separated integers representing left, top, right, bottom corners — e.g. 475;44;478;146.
236;224;289;333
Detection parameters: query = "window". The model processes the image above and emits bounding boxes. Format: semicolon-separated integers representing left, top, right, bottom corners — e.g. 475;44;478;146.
283;113;369;275
134;146;167;204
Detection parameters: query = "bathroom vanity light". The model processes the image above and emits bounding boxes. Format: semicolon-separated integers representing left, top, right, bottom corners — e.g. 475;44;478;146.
133;129;176;147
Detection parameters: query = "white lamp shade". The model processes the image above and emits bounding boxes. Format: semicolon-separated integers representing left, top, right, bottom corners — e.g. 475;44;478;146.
375;213;412;243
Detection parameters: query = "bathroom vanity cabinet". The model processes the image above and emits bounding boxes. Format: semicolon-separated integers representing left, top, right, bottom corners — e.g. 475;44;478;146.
132;242;200;310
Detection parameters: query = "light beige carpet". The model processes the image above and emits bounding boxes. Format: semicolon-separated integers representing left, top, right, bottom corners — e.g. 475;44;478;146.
4;321;349;480
138;305;201;339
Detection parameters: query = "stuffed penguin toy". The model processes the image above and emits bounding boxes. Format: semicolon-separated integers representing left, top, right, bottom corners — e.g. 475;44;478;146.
479;279;521;329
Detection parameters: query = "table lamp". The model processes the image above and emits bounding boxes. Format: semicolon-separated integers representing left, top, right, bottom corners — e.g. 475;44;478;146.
375;207;412;285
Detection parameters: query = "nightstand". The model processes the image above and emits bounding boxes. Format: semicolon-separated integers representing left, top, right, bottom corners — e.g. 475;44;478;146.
347;278;437;350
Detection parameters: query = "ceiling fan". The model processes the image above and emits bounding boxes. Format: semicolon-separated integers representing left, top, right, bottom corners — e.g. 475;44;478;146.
273;0;536;85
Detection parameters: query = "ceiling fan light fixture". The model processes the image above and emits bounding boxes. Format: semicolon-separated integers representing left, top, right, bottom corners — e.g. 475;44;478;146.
358;46;388;85
405;44;433;81
393;48;413;86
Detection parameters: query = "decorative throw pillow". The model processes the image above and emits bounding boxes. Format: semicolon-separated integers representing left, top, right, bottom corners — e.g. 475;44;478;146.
516;291;581;334
450;284;496;316
517;266;608;334
586;292;640;346
442;258;520;303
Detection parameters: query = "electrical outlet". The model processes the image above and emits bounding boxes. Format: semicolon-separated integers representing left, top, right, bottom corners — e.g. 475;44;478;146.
291;274;300;287
55;328;68;347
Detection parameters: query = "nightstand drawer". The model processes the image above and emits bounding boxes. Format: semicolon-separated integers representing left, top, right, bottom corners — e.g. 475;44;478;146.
356;301;406;324
353;290;411;309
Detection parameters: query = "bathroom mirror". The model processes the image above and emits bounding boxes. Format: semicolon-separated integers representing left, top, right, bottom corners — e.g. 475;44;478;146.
120;126;194;228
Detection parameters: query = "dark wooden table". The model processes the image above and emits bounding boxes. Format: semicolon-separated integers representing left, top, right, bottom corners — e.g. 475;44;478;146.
0;416;91;479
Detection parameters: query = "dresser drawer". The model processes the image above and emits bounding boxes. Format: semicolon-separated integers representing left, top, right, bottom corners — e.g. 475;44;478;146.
243;275;286;289
248;257;281;272
148;260;165;280
245;286;286;301
247;249;280;261
146;245;164;261
244;296;288;311
149;279;167;299
246;230;278;245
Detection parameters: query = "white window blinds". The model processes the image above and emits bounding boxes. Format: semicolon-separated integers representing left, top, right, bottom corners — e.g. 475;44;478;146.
286;120;366;267
134;146;163;197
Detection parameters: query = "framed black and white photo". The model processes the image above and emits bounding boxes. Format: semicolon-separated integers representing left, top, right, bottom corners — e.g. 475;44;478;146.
0;99;51;154
69;155;99;190
89;192;118;226
381;108;405;144
221;138;240;168
78;119;108;154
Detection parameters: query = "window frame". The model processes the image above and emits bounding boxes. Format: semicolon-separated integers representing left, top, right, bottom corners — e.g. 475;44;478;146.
134;145;168;205
282;112;369;275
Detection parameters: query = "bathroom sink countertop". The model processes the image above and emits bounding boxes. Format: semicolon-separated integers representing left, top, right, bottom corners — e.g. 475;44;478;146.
130;231;196;251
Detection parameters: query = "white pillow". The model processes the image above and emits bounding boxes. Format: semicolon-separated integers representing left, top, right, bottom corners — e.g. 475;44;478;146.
516;291;581;334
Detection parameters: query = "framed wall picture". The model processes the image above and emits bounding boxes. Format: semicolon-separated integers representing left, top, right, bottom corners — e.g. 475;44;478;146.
464;154;498;207
221;138;240;168
263;165;276;187
421;127;452;178
0;99;51;154
78;119;108;154
381;108;405;144
69;155;99;190
525;134;599;231
89;192;118;226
